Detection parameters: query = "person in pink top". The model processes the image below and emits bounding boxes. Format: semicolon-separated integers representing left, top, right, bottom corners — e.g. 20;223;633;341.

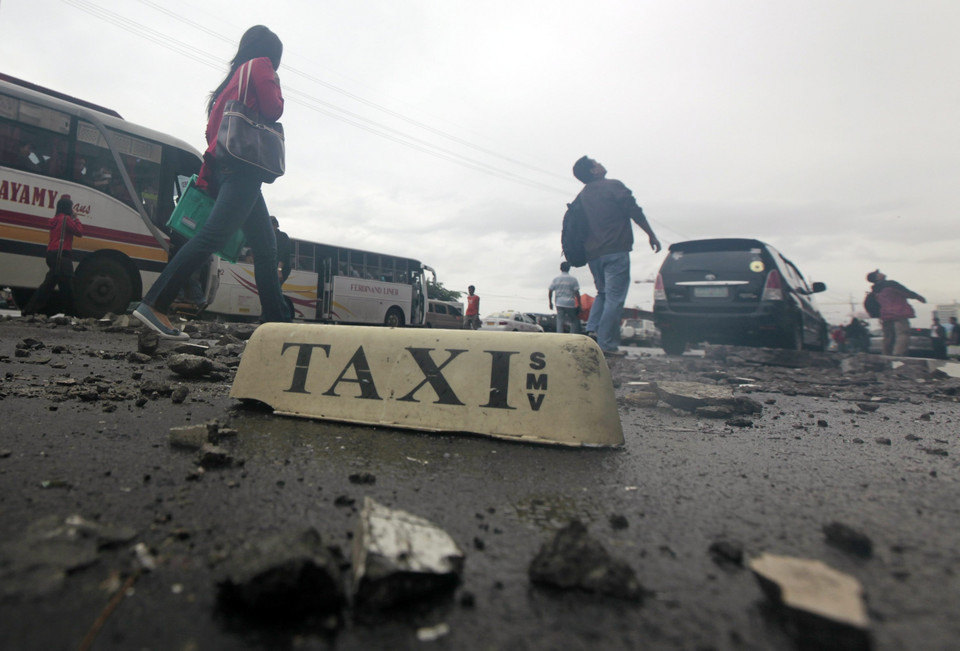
134;25;289;340
866;269;926;356
22;194;83;316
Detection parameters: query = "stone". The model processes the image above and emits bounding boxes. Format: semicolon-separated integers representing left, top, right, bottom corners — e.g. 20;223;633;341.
137;329;160;355
823;522;873;559
217;528;345;620
353;497;465;610
749;553;871;651
170;425;209;450
623;391;659;408
709;540;744;567
198;443;233;468
171;385;190;404
140;380;173;397
172;343;209;356
168;354;214;378
529;520;644;601
654;381;762;415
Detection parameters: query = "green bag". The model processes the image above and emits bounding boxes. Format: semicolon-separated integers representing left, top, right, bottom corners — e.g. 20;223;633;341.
166;175;245;263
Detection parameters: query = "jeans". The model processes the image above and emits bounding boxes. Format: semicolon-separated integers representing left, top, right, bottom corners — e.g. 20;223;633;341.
882;319;910;356
585;251;630;352
145;167;287;322
26;251;74;315
556;306;581;333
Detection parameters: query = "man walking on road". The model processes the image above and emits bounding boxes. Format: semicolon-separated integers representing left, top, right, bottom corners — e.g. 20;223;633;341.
571;156;661;356
463;285;481;329
548;262;581;333
866;269;926;356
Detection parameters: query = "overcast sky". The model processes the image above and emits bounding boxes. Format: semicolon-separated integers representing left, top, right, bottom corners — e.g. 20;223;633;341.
2;0;958;323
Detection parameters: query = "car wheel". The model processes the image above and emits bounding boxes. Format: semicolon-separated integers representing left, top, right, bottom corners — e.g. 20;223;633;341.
75;257;134;318
384;307;404;328
780;320;803;351
661;331;686;356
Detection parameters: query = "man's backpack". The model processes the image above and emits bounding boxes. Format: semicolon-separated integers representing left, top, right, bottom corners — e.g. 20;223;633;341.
863;291;881;318
561;197;588;268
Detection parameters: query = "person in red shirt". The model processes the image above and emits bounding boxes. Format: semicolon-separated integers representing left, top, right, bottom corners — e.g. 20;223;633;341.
22;194;84;316
134;25;289;340
463;285;481;329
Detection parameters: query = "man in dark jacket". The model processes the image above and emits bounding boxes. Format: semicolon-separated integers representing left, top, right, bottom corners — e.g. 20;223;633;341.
571;156;660;356
866;269;926;356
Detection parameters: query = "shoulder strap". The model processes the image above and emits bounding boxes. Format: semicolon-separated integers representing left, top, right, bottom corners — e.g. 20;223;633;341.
238;61;252;105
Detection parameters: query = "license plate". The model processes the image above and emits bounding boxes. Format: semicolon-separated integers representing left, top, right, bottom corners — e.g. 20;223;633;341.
693;286;729;298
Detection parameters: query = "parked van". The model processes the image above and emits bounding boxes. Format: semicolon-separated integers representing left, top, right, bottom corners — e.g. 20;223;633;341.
426;299;464;329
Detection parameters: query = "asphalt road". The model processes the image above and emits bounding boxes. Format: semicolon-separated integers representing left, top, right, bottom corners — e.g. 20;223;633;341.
1;315;958;650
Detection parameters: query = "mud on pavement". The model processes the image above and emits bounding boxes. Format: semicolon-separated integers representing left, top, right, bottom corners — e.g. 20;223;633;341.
1;314;959;650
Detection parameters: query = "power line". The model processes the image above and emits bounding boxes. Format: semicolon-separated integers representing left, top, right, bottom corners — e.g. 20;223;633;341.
69;0;572;192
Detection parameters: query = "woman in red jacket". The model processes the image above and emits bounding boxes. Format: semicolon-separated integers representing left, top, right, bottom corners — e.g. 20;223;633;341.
134;25;288;339
22;194;84;316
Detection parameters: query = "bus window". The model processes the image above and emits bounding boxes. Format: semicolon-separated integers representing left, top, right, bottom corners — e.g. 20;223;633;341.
0;99;71;178
75;120;163;213
295;241;315;272
365;254;380;280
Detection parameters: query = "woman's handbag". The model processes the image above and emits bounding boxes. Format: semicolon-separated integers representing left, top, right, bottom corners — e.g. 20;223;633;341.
215;61;285;183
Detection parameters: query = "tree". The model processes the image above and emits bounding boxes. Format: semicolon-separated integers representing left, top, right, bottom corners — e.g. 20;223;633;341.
427;280;462;302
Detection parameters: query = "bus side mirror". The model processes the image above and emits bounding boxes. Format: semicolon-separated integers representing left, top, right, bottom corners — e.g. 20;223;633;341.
811;282;826;293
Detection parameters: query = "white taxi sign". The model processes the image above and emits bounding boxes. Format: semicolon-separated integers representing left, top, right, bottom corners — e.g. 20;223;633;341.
230;324;624;447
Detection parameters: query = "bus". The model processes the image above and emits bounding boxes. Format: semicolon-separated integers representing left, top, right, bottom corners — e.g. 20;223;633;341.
207;238;435;327
0;73;205;316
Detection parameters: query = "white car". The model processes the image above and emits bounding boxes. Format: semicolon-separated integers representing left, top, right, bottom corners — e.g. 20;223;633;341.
480;310;544;332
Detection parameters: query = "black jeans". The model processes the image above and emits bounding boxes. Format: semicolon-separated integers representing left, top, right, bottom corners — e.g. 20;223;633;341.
25;251;75;315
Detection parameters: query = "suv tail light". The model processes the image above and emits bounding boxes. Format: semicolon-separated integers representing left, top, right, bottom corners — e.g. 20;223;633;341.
761;269;784;301
653;274;666;301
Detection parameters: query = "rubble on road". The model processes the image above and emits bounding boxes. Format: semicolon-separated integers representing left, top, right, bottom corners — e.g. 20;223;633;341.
749;553;871;651
0;514;139;599
216;528;346;621
529;520;645;601
823;522;873;559
352;497;465;610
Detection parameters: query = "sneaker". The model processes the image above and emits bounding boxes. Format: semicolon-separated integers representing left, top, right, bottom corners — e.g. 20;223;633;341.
133;304;190;341
586;331;598;341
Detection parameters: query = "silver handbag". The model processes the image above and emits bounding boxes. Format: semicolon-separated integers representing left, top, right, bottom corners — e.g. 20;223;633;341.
215;61;285;182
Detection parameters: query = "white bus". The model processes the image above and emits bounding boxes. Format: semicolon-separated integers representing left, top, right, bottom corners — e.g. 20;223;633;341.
207;238;435;327
0;74;205;316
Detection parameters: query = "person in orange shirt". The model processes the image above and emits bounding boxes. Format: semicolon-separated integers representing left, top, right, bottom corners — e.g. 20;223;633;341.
22;194;84;316
463;285;481;329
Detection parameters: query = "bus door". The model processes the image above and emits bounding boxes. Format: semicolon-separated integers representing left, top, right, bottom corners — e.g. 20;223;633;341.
318;256;333;320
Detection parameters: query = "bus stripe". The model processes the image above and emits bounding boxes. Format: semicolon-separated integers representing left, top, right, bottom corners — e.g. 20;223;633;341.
0;207;165;248
0;223;168;262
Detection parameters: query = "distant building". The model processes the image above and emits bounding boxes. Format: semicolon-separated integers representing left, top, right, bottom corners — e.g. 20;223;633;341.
935;303;959;322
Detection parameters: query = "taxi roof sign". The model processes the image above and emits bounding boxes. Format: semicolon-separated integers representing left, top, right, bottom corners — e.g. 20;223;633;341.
230;324;624;447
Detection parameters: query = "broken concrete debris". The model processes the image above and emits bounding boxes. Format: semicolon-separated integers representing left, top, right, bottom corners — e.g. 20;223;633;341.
822;522;873;559
529;520;644;601
167;353;214;379
749;553;871;651
0;514;139;600
653;381;763;418
352;497;465;610
708;540;744;567
216;528;346;620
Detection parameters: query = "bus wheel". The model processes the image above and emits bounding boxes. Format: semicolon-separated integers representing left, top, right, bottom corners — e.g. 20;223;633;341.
75;257;133;318
384;307;404;328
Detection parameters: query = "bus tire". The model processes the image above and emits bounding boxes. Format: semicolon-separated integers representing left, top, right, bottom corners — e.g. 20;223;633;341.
75;257;134;318
384;307;404;328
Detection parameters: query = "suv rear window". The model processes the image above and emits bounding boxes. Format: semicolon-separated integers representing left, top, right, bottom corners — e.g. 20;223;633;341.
661;243;772;280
